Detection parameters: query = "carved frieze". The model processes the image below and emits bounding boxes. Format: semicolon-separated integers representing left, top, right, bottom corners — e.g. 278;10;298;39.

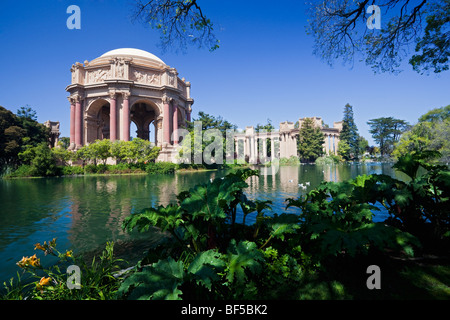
132;69;160;85
87;68;111;84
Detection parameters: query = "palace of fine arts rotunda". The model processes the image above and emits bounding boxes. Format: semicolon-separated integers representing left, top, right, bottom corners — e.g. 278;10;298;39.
66;48;193;162
66;48;341;163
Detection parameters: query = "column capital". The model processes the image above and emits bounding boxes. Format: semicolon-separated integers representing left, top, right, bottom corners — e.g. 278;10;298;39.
108;90;117;100
67;96;75;104
162;94;173;104
72;94;83;103
122;91;130;100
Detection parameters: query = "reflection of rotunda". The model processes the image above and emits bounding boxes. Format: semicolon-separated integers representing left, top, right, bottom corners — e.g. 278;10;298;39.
66;48;194;161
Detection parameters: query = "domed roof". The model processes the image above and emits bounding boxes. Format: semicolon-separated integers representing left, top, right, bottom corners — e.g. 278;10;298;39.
99;48;166;65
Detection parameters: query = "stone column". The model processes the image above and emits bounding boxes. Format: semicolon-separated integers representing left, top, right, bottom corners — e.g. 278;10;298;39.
262;137;267;162
74;95;82;147
173;104;179;145
69;97;75;148
109;91;117;141
122;92;130;141
271;136;275;160
163;96;171;144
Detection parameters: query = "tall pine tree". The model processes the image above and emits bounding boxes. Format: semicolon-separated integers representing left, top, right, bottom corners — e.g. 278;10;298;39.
340;103;359;159
297;118;324;163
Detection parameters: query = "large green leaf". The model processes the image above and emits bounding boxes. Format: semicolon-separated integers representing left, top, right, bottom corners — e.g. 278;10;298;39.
180;176;247;222
117;257;185;300
266;213;301;241
225;240;264;285
187;249;225;289
122;204;184;233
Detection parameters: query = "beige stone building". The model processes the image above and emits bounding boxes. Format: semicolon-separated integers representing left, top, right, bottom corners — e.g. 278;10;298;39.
234;118;342;163
66;48;193;162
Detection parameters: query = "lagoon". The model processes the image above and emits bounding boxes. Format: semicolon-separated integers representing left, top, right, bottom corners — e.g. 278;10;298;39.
0;162;402;284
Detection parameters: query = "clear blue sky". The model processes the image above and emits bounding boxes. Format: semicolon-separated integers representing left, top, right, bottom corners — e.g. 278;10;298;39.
1;0;449;145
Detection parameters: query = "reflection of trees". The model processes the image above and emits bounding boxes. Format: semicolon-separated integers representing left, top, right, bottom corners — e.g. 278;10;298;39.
67;174;184;253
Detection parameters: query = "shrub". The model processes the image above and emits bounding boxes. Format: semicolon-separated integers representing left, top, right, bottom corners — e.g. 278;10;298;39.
7;164;35;177
59;165;84;176
145;162;177;174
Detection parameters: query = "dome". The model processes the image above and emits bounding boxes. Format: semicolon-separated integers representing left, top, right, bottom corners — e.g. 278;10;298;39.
99;48;166;65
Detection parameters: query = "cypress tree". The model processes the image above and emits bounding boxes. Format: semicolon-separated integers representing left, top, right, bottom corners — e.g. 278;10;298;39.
340;103;359;159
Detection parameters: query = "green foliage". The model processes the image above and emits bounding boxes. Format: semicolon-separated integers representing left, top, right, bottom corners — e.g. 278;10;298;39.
339;103;359;158
117;162;437;300
337;140;351;161
286;174;421;259
315;155;340;165
0;105;49;173
409;0;450;74
377;151;450;244
2;241;124;300
367;117;410;156
393;105;450;163
17;142;58;177
145;162;177;174
180;111;236;164
297;118;325;163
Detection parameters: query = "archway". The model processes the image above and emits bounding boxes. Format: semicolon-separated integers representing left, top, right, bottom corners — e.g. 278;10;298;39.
86;98;110;143
130;100;160;145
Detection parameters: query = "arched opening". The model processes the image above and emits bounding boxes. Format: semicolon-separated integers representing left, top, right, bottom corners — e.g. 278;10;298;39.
130;100;160;145
86;98;111;144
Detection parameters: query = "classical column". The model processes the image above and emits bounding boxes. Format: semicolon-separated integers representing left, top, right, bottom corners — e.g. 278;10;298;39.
252;136;257;163
69;97;75;148
262;137;267;162
163;96;171;144
122;92;130;141
172;104;179;145
74;95;82;147
187;106;191;122
271;136;275;160
109;92;117;141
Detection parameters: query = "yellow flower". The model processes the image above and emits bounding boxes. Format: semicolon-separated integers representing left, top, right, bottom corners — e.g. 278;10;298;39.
34;243;46;252
39;277;52;286
30;254;40;267
49;238;57;248
17;254;41;268
17;256;28;268
65;250;73;258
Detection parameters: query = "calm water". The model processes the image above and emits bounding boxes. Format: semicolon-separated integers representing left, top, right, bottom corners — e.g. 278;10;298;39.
0;163;402;284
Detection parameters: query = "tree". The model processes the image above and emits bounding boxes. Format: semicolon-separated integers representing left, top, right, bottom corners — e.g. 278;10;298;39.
297;118;325;163
358;135;370;156
0;105;49;173
132;0;219;52
18;142;58;176
367;117;410;156
181;111;236;164
306;0;450;74
17;105;37;121
393;105;450;162
339;103;359;159
337;139;351;161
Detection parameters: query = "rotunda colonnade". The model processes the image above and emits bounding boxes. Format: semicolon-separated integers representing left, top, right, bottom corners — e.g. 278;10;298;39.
66;48;193;162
